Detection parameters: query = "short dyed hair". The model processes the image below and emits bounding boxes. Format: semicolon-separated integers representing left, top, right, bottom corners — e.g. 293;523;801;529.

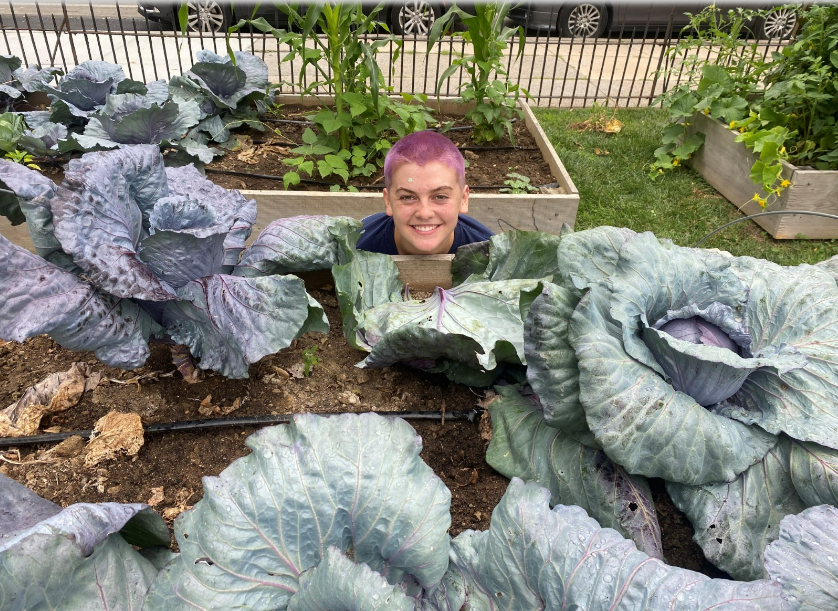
383;131;465;188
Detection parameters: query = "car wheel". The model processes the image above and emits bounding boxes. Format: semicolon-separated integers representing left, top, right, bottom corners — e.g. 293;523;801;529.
753;7;797;40
559;3;609;38
180;0;231;34
390;1;440;36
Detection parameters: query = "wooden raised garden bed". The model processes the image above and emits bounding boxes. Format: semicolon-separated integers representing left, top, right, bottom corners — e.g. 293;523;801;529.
241;95;579;241
686;111;838;239
0;96;577;290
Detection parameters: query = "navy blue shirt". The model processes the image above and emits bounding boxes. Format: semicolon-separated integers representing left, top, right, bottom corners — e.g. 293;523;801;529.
356;213;494;255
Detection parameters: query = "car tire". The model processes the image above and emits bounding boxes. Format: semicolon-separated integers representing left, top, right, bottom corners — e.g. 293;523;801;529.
174;0;233;35
559;3;609;38
752;7;797;40
390;1;441;37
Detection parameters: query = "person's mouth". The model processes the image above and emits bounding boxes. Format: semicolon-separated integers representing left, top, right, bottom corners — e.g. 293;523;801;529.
411;224;440;234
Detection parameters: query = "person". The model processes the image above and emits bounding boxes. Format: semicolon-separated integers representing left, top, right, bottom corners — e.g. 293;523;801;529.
356;130;494;255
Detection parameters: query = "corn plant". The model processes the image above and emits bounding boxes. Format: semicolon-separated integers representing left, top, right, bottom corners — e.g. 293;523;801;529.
238;2;433;188
428;1;527;144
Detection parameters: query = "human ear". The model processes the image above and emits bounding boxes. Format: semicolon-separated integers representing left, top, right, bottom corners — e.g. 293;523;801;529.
383;188;393;217
459;185;470;214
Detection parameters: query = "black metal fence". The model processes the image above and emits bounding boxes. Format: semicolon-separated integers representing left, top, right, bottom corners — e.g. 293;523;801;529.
0;2;791;108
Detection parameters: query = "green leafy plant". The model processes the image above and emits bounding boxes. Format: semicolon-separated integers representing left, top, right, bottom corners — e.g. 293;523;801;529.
301;344;320;377
240;2;434;188
652;5;838;209
499;170;537;194
0;112;26;153
4;148;40;170
428;1;528;144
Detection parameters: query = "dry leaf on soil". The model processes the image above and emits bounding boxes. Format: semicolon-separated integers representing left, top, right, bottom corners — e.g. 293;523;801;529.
1;362;101;437
83;411;144;467
147;486;165;507
197;395;242;417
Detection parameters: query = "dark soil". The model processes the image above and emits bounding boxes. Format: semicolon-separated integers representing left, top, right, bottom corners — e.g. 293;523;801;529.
0;287;721;577
204;104;557;192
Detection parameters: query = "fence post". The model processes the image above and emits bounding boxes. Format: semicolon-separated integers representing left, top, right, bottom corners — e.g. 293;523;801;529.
647;8;674;105
60;1;78;65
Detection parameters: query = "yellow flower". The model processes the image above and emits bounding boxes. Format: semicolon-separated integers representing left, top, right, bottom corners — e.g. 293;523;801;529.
704;108;710;115
780;179;791;188
658;169;664;174
757;198;767;208
672;159;680;166
752;193;761;201
780;146;786;154
738;127;745;133
729;121;736;128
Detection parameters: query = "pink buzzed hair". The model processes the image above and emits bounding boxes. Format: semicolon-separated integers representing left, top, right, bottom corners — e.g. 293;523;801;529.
384;131;465;189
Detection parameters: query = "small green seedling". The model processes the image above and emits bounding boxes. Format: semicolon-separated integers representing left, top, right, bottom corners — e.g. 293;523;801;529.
301;345;320;377
499;170;538;194
5;149;40;170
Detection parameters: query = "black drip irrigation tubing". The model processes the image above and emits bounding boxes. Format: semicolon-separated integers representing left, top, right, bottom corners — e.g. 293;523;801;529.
245;137;535;153
694;210;838;247
204;168;558;192
0;409;479;449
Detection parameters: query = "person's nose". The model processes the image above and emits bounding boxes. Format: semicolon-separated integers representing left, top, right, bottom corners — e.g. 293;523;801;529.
415;198;434;220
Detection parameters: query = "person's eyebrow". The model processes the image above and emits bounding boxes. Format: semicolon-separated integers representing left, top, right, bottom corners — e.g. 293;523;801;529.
395;185;454;193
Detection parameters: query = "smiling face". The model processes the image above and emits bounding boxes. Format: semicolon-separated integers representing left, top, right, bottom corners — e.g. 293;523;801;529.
383;161;469;255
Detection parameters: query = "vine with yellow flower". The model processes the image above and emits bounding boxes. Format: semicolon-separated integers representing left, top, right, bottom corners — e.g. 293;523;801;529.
650;4;838;209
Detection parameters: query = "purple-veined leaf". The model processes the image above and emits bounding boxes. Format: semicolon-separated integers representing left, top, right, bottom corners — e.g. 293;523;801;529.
50;145;174;300
162;273;327;378
0;234;160;368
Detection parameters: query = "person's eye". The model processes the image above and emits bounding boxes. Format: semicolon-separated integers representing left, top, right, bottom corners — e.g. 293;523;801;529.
400;195;416;201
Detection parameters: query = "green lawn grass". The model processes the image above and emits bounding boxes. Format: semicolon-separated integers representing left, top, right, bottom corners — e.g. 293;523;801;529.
533;106;838;266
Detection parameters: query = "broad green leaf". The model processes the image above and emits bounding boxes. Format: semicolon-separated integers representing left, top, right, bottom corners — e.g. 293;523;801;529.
435;479;787;610
523;282;593;443
486;385;662;558
725;260;838;451
710;94;749;123
163;273;326;378
287;547;414;611
667;437;806;581
143;414;451;610
284;170;301;189
234;215;361;277
570;278;777;485
555;225;636;293
764;505;838;611
358;279;543;372
332;248;403;350
789;439;838;506
0;503;168;611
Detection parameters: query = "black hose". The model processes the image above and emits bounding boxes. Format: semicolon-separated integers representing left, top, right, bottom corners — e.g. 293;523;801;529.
693;210;838;247
0;409;479;448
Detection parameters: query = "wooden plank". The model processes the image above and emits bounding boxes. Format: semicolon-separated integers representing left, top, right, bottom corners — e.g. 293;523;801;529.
687;112;791;237
243;190;579;238
391;254;454;290
687;112;838;239
520;99;577;194
774;168;838;239
297;255;454;292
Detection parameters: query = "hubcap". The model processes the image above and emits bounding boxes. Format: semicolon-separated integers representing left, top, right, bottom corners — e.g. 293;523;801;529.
398;0;436;36
567;4;602;37
763;8;797;39
186;0;225;34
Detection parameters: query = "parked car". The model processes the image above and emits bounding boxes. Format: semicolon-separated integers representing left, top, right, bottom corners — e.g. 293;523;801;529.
506;2;800;39
137;1;449;36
